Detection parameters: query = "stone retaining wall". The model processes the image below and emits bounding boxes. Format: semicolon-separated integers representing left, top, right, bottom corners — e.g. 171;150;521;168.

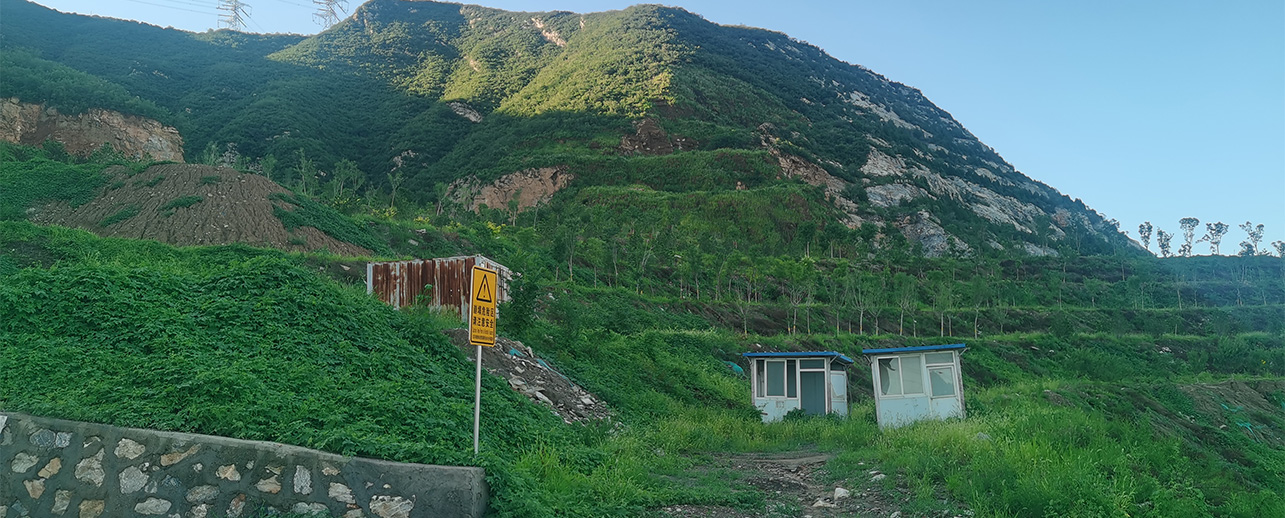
1;412;487;518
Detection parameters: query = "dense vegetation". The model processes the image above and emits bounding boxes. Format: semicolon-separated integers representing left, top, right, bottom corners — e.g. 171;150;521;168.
3;142;1283;516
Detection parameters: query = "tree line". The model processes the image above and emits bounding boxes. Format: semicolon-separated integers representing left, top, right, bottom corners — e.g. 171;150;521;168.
1136;219;1282;258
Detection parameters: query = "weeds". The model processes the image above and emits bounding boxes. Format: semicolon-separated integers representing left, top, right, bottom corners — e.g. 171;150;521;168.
99;204;141;226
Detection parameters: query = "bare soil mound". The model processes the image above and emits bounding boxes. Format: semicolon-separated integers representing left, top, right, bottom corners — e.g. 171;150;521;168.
30;163;373;256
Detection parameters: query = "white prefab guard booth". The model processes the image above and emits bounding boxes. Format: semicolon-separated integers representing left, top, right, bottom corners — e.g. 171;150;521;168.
863;343;966;428
743;352;853;422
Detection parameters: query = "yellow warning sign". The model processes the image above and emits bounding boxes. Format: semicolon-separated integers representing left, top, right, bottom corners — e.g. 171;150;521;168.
469;265;498;347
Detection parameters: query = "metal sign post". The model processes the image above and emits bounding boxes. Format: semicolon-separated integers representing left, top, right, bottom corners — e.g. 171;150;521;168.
468;265;498;455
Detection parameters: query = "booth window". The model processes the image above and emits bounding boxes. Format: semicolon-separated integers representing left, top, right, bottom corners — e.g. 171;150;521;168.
878;356;926;396
755;359;798;398
929;367;956;397
756;360;766;397
786;360;797;398
878;358;901;395
925;352;954;365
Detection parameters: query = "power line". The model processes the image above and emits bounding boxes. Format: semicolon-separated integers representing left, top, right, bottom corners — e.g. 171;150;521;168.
145;0;218;8
156;0;220;9
263;0;313;8
118;0;215;16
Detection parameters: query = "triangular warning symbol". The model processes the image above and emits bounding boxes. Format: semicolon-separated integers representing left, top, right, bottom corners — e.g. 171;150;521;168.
476;275;494;303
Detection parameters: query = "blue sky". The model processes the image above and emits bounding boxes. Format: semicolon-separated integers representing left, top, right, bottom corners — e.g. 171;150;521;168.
28;0;1285;253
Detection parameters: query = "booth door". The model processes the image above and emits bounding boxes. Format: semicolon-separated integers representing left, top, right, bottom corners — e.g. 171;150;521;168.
800;371;827;415
927;366;962;418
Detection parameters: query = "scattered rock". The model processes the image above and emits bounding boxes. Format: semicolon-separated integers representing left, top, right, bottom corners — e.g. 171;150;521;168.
216;464;241;482
11;452;38;473
39;457;62;478
330;482;356;504
292;503;329;514
120;465;149;493
619;118;676;156
871;473;887;482
115;438;146;459
134;498;172;515
161;444;200;466
256;475;282;494
294;466;313;495
186;485;219;503
75;449;106;486
834;487;851;500
52;490;72;514
30;428;57;447
23;478;45;499
227;494;246;518
443;329;614;424
369;495;414;518
79;500;105;518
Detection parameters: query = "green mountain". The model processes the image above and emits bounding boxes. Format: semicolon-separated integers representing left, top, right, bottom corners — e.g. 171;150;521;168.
1;0;1132;257
4;2;1283;517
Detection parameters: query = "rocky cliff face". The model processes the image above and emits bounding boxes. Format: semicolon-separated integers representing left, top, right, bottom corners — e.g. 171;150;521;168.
0;98;184;162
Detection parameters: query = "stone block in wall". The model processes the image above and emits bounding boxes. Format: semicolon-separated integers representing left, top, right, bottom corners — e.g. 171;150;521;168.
0;412;488;517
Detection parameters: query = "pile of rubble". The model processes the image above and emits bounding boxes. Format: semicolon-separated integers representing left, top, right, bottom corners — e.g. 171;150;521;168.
442;329;614;424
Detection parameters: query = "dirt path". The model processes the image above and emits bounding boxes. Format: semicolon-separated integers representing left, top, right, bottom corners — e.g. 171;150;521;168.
660;451;963;518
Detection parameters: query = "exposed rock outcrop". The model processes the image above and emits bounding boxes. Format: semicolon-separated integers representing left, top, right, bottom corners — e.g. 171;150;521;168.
0;98;184;162
447;102;483;123
866;183;929;208
897;211;970;258
619;118;696;156
530;17;566;47
451;166;575;213
771;148;863;228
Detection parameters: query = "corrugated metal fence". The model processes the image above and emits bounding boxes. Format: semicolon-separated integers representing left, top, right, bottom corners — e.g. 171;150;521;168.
366;255;511;322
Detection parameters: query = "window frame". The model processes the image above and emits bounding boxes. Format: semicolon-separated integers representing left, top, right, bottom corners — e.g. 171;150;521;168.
755;358;800;400
875;354;929;398
928;366;957;398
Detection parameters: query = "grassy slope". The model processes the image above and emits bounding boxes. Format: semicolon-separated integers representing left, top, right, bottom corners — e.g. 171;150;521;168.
2;217;1283;517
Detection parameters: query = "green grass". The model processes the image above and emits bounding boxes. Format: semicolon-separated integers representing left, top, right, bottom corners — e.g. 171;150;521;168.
160;195;204;211
135;175;165;188
99;205;141;226
270;192;391;255
2;220;1283;517
0;143;112;220
0;236;570;517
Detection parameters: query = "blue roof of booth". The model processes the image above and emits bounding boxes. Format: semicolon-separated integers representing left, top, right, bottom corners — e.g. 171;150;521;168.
742;351;854;365
861;343;966;355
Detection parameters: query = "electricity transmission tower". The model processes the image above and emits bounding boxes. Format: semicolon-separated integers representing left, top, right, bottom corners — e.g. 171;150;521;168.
313;0;349;28
217;0;251;31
